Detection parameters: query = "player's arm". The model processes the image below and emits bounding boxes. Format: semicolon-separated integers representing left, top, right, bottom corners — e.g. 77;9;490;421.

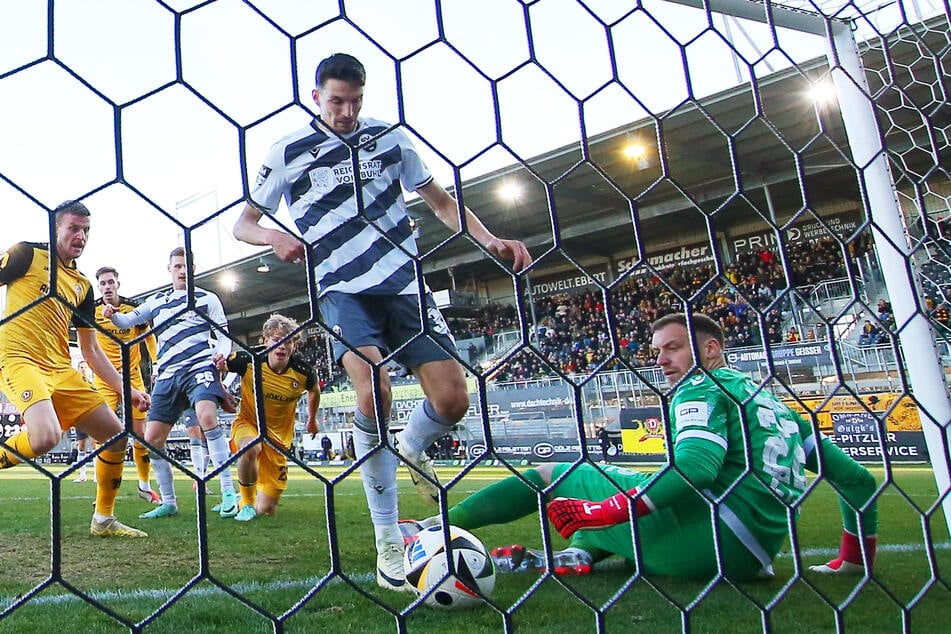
548;396;728;538
305;388;320;438
74;288;150;412
417;180;532;273
77;329;150;413
233;203;305;263
304;366;321;437
107;296;155;328
207;293;233;361
799;414;879;575
0;242;33;285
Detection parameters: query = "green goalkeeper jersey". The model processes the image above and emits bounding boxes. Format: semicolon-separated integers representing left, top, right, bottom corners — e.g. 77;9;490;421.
643;367;877;570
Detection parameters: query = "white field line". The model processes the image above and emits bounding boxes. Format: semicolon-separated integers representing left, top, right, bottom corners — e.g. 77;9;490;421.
2;542;948;607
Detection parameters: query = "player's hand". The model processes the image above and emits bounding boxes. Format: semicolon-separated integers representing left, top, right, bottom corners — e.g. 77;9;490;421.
486;237;532;273
220;386;238;414
306;419;318;438
547;489;647;538
212;353;228;372
102;303;117;319
271;232;306;265
809;530;876;575
130;388;150;413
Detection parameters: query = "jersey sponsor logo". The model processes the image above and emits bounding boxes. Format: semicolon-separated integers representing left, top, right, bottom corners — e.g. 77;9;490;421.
308;160;385;194
675;401;709;427
254;165;272;189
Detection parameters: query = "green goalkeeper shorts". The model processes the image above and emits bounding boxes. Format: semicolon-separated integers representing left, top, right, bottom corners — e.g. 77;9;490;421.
549;463;770;580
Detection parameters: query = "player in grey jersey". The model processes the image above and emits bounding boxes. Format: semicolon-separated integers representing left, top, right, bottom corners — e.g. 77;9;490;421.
233;53;532;592
105;247;238;520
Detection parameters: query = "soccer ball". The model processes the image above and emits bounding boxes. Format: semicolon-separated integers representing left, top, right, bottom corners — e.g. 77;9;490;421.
403;524;495;609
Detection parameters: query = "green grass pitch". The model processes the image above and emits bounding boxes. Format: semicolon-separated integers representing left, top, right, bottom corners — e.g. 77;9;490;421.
0;463;947;633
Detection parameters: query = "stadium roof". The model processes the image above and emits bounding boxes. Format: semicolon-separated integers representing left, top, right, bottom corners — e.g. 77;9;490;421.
148;19;947;343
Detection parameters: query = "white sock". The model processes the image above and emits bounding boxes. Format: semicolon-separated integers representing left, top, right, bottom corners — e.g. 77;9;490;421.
138;480;151;491
204;425;234;493
401;399;455;457
353;416;399;529
153;454;176;506
189;438;205;477
200;440;210;475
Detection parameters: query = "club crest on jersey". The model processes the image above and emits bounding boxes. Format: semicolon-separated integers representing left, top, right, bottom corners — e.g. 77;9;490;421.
20;390;32;402
332;325;342;338
292;380;299;389
309;167;335;194
357;133;377;152
74;283;83;300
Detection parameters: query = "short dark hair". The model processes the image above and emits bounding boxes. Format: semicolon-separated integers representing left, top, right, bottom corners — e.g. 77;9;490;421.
315;53;366;88
169;246;187;262
651;312;724;347
54;200;90;224
95;266;118;280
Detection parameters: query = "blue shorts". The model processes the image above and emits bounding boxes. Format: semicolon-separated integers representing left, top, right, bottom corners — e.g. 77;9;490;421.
148;365;228;425
319;292;455;368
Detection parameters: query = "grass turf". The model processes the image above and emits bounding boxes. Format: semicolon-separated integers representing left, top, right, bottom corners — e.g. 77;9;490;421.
0;463;947;633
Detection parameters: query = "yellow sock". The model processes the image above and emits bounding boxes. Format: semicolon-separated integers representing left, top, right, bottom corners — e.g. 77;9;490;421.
94;448;126;517
132;440;151;484
239;481;256;508
0;432;37;469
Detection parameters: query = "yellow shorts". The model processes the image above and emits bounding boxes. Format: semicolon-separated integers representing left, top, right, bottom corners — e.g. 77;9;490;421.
95;373;147;421
232;421;289;501
0;359;105;429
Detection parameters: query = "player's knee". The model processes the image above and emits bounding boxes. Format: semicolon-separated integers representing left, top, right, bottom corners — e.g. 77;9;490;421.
28;428;61;455
430;391;469;423
241;442;262;460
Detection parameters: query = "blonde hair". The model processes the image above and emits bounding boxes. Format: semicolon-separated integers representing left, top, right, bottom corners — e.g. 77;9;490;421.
262;313;300;343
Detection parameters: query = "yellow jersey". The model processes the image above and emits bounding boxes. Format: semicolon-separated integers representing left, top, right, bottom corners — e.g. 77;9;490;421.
0;242;94;370
226;349;319;450
93;297;157;385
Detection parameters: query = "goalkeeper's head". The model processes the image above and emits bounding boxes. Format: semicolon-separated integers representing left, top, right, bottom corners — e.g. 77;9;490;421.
650;312;726;385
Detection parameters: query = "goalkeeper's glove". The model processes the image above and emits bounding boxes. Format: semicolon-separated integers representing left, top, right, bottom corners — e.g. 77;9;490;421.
809;530;876;575
547;488;652;538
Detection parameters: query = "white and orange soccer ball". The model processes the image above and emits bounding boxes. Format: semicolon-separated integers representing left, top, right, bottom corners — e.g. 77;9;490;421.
403;525;496;609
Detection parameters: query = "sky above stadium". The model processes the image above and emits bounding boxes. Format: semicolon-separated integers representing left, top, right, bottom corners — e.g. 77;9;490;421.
0;0;939;297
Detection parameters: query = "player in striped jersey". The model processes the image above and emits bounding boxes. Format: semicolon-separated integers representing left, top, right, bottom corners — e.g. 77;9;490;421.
93;266;161;504
215;313;320;522
105;247;239;519
0;200;149;538
233;53;532;591
436;313;879;580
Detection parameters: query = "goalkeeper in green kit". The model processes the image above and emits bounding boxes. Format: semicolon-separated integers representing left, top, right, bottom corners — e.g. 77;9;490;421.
435;313;878;580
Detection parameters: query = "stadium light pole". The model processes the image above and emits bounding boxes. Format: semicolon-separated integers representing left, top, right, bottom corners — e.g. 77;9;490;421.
828;21;951;532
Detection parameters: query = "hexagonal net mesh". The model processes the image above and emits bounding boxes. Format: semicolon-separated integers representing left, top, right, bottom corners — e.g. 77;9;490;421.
0;0;949;632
